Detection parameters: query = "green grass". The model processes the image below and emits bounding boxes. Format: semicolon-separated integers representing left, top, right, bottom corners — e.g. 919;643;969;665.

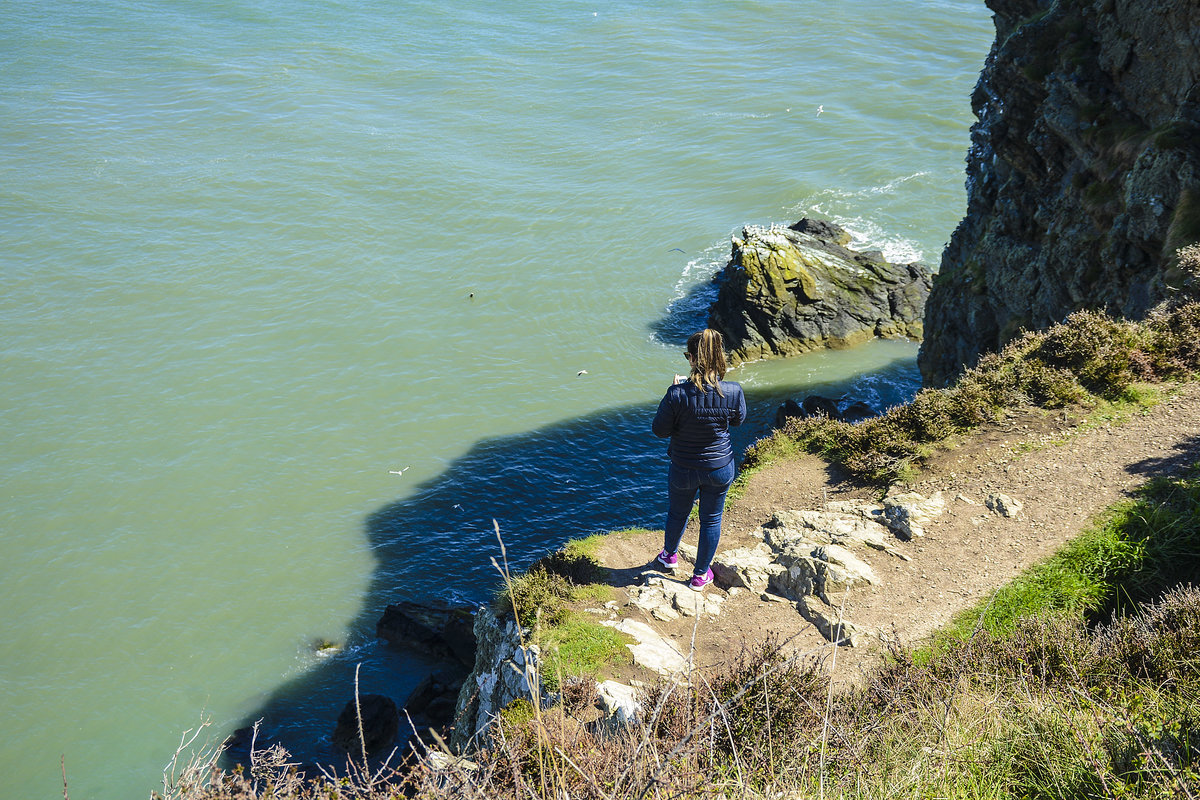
494;533;635;693
537;615;631;692
925;462;1200;660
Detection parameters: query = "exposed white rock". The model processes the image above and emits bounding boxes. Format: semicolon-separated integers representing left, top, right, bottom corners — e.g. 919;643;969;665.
596;680;642;727
600;618;690;676
882;491;947;539
629;575;724;620
761;533;879;605
424;751;480;794
767;508;892;549
986;492;1023;518
798;596;865;647
710;544;776;592
451;611;546;752
768;557;820;600
812;544;878;604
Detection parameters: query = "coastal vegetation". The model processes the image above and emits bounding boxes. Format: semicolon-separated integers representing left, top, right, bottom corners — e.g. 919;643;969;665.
159;488;1200;798
158;297;1200;799
744;294;1200;485
492;531;634;691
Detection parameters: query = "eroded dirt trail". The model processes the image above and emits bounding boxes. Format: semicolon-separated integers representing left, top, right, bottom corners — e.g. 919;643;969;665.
593;383;1200;685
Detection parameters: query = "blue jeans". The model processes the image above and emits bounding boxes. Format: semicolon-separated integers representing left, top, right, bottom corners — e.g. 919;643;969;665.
662;460;736;577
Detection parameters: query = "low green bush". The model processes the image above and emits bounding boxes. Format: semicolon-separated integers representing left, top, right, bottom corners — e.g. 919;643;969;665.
494;565;574;627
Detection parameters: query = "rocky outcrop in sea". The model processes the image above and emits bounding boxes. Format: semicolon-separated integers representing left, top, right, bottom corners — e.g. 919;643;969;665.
919;0;1200;386
707;218;931;366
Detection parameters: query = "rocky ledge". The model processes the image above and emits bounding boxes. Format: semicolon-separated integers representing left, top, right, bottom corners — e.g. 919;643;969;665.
707;218;932;366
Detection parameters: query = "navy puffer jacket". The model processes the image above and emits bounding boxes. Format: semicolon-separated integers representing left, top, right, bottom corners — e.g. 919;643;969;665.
652;379;747;470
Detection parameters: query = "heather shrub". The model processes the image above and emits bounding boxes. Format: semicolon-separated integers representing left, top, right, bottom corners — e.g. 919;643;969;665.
747;302;1200;485
1095;584;1200;688
964;349;1029;408
643;636;831;789
1005;357;1088;407
1031;309;1147;396
1148;302;1200;377
890;388;971;441
943;377;1004;426
494;565;573;626
839;416;922;483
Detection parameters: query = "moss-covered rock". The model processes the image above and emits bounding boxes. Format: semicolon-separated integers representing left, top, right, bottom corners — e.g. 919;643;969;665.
707;218;932;366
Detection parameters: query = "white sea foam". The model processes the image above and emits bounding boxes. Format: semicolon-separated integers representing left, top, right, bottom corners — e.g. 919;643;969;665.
702;110;773;119
869;171;929;195
787;176;932;264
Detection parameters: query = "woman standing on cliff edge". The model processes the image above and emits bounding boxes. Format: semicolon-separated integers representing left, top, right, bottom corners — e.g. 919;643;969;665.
652;328;747;591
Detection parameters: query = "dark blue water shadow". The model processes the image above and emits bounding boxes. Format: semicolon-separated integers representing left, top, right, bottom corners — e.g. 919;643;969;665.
221;352;920;774
649;273;722;346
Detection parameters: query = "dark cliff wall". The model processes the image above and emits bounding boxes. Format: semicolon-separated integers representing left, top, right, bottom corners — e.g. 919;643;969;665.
918;0;1200;387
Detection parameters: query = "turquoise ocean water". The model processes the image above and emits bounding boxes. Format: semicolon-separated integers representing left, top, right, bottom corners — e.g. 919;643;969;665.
1;1;993;796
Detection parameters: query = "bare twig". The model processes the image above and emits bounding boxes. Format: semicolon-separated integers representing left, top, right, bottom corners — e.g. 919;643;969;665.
354;662;370;780
636;628;826;800
819;589;849;800
159;715;219;800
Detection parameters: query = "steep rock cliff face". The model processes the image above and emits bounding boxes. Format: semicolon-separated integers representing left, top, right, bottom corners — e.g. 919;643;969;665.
919;0;1200;387
450;610;544;753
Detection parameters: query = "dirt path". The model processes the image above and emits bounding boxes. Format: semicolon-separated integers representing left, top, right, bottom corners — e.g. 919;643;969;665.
591;383;1200;685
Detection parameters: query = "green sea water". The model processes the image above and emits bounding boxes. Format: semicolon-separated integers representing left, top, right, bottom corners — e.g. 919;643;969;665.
0;1;993;796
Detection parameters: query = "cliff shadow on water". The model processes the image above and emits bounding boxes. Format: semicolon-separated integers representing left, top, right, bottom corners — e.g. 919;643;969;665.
219;347;921;775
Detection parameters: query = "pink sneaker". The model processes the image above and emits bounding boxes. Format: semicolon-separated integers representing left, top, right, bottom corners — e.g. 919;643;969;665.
655;549;679;572
689;568;714;591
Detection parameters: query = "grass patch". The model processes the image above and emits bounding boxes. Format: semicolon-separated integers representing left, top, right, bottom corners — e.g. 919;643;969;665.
493;532;634;693
538;615;631;692
926;462;1200;658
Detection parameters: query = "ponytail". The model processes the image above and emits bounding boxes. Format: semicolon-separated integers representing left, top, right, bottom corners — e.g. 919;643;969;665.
687;329;728;396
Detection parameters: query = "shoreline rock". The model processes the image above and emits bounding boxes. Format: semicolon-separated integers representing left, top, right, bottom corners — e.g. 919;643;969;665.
376;601;477;668
707;218;931;366
775;395;879;429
